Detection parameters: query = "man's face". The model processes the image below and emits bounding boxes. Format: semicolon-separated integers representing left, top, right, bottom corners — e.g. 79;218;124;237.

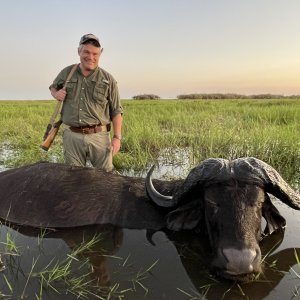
78;43;101;72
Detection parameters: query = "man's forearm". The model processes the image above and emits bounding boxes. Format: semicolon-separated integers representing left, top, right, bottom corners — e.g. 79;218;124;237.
50;87;58;99
112;113;122;139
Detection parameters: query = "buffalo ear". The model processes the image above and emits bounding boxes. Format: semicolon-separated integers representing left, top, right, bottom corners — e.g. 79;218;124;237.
166;201;202;231
262;194;286;235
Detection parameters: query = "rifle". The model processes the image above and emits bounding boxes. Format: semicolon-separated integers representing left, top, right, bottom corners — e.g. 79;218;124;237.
40;64;78;151
40;104;63;151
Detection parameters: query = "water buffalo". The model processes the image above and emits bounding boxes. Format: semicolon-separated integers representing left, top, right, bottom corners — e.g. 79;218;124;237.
0;157;299;281
146;157;300;280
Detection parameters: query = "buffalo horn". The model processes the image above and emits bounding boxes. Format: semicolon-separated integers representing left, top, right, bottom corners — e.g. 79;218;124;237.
145;165;177;207
236;157;300;210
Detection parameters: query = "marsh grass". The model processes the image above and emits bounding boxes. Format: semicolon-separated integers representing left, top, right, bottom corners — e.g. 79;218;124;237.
291;249;300;279
0;226;160;299
288;249;300;298
177;285;212;299
1;99;300;179
0;227;299;300
32;246;160;299
32;233;104;298
1;99;300;298
0;231;20;257
130;259;159;296
0;228;107;299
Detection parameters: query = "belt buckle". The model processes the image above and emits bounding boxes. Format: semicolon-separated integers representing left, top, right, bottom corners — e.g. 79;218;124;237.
82;128;88;134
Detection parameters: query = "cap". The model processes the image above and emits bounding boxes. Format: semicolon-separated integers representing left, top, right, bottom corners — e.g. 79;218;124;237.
79;34;101;47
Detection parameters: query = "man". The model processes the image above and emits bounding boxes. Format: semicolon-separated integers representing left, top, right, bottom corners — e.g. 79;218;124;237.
49;34;123;172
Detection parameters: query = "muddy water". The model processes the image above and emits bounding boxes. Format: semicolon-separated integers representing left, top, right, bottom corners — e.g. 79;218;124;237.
0;199;299;300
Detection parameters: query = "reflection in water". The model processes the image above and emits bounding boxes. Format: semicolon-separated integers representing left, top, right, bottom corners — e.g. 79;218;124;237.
49;224;124;289
0;222;300;299
170;229;300;299
0;224;124;299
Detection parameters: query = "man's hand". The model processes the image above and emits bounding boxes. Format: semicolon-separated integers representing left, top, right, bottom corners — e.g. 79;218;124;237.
51;88;67;102
111;137;121;156
111;114;122;156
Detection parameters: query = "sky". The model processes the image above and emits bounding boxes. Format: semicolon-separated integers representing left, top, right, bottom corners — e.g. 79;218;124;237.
0;0;300;100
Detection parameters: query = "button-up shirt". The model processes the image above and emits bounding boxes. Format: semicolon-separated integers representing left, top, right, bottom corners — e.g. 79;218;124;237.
49;65;123;127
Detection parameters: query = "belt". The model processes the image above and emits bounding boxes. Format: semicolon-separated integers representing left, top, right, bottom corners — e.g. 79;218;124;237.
69;124;107;134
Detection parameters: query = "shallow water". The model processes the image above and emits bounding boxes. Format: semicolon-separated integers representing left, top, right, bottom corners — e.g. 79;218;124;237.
0;199;300;300
0;151;300;299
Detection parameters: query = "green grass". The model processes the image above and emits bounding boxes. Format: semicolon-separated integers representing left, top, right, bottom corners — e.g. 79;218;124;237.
0;226;160;299
1;99;300;180
1;98;300;298
0;231;20;257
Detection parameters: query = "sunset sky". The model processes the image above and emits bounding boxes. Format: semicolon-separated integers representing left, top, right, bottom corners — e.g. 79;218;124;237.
1;0;300;99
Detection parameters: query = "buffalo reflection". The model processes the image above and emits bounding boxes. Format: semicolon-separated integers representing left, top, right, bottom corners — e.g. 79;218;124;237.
167;229;300;299
0;223;123;298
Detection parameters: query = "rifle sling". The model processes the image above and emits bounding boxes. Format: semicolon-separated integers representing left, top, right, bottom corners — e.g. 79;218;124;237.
49;64;78;126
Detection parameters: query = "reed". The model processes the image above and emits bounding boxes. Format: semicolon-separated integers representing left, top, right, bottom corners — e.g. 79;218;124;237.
291;249;300;279
0;224;159;299
130;259;159;296
0;230;20;256
33;233;103;297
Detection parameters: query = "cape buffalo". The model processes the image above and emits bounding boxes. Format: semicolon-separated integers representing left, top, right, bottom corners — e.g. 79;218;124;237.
0;157;299;281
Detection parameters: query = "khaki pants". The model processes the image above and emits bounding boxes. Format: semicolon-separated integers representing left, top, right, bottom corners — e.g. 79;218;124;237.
63;128;113;172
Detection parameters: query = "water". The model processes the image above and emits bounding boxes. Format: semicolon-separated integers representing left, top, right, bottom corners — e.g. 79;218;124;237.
1;148;300;299
0;198;299;300
0;143;16;172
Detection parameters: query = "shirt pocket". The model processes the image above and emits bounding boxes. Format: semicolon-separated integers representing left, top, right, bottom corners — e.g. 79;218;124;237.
65;78;78;99
93;83;109;106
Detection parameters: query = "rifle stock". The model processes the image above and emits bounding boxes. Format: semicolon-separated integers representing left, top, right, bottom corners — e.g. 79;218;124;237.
40;120;62;151
42;123;52;141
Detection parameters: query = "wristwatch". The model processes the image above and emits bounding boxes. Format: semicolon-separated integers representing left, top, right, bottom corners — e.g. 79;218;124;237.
113;134;122;140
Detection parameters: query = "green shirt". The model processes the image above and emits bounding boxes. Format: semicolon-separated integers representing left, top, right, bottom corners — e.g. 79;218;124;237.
50;65;123;127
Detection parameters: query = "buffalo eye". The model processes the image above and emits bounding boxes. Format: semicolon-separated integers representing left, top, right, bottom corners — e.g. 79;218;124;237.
206;199;219;215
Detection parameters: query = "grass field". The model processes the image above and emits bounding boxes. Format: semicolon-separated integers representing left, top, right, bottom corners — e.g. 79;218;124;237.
1;98;300;180
1;98;300;299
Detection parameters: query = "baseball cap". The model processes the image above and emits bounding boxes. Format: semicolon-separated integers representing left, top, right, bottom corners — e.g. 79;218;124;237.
79;34;101;47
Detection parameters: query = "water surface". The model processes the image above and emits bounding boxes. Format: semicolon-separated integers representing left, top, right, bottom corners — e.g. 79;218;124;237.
0;199;300;299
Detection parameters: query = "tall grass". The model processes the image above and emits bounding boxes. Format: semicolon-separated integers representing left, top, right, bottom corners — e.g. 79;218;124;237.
1;99;300;180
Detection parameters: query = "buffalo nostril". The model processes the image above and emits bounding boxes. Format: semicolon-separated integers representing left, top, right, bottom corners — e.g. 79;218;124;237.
222;248;259;275
221;248;229;263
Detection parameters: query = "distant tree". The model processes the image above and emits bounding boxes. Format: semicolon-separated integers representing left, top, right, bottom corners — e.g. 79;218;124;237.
132;94;160;100
176;93;300;100
176;93;248;100
250;94;283;99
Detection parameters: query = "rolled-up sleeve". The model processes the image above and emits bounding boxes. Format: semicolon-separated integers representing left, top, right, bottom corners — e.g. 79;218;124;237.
49;67;68;91
109;78;123;119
